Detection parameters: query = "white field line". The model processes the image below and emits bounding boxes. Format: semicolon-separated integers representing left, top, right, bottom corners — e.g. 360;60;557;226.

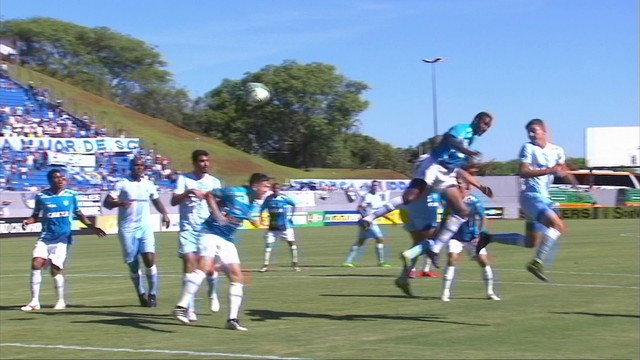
0;343;310;360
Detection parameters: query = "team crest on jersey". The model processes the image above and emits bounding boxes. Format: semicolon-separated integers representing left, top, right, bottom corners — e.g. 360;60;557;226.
63;200;69;206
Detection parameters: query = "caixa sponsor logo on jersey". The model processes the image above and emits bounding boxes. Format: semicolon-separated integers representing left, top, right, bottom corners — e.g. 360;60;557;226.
47;211;70;218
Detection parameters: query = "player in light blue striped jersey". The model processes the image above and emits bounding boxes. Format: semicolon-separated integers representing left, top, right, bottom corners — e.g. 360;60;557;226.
104;157;170;308
20;169;106;312
173;173;271;331
171;149;222;321
258;183;300;272
475;119;578;281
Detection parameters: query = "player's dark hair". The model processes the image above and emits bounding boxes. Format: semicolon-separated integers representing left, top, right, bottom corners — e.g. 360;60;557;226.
47;169;63;183
249;173;270;186
272;182;280;188
129;156;144;170
192;149;209;163
525;119;545;131
473;111;493;124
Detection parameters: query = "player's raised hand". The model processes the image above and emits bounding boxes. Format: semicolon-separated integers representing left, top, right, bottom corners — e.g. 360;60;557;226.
480;185;494;198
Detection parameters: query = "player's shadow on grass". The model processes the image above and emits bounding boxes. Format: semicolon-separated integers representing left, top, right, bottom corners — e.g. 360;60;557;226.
309;274;396;278
246;308;489;327
320;293;442;300
551;311;640;319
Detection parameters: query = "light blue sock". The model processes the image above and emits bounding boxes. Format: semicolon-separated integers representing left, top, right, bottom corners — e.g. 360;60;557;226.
127;259;145;294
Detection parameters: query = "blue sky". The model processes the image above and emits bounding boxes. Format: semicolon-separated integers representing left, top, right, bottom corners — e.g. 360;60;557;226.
2;0;638;161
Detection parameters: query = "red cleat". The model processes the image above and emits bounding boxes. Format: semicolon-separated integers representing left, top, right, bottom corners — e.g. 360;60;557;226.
421;271;440;278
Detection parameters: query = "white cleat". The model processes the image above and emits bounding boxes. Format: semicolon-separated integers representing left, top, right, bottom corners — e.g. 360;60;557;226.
187;310;198;322
20;303;41;312
210;296;220;313
53;301;66;310
487;294;501;301
441;291;450;302
225;319;248;331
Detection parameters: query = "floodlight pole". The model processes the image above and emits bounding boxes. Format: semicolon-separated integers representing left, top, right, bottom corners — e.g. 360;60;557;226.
422;57;448;136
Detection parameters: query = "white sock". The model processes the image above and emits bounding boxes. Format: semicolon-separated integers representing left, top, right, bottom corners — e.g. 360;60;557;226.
345;245;359;263
184;275;195;311
422;257;432;272
290;245;298;264
177;270;205;308
363;196;404;222
130;269;144;295
53;274;64;303
375;243;384;263
442;266;456;295
207;272;218;299
483;266;494;295
535;227;561;263
432;215;466;253
30;269;42;304
263;244;273;265
228;282;244;320
145;265;158;295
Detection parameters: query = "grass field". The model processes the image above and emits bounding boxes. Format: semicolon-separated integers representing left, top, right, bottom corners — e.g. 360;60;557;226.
1;219;638;359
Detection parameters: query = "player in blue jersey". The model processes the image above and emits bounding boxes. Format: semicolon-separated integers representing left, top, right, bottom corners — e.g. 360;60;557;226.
343;180;395;267
103;157;170;307
258;182;301;272
173;172;271;331
20;169;106;311
476;119;578;281
171;150;222;321
399;190;442;278
440;177;500;301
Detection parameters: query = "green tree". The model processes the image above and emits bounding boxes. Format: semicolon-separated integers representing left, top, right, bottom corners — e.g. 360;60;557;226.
198;60;370;168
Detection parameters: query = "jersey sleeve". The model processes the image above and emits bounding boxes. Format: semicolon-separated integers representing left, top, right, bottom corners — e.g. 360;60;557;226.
519;143;533;164
148;180;160;200
32;193;43;216
284;195;296;207
108;181;123;199
556;145;566;165
174;174;186;195
72;191;80;214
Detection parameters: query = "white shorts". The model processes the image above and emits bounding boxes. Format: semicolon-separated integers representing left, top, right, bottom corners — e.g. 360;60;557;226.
200;233;240;265
265;228;295;243
448;239;487;257
412;155;458;192
32;241;68;269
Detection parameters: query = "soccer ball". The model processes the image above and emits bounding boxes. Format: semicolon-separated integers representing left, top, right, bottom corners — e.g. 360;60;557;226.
245;82;271;105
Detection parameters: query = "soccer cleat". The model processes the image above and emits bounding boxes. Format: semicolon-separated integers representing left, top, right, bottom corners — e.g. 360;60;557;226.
147;293;157;308
138;293;148;307
20;302;40;312
188;310;198;322
210;295;220;313
225;318;248;331
425;250;440;269
441;294;451;302
378;262;392;268
342;262;355;268
293;266;302;272
53;300;66;310
487;293;501;301
421;270;440;278
526;260;549;282
394;277;413;297
475;232;492;255
173;306;190;325
357;218;371;231
408;269;417;279
258;265;269;273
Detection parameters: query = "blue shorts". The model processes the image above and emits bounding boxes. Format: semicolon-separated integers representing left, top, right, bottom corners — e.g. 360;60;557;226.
178;229;200;256
118;227;156;264
520;192;557;232
359;223;384;239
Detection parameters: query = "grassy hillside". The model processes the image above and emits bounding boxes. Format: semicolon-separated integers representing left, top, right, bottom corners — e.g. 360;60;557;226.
10;66;407;185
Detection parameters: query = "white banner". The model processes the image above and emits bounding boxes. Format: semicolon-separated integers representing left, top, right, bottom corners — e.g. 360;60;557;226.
0;137;140;154
47;151;96;167
289;178;410;191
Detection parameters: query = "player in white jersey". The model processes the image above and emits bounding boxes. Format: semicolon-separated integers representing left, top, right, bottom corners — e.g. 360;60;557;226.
343;180;394;267
171;150;222;321
476;119;578;281
20;169;106;311
104;157;170;307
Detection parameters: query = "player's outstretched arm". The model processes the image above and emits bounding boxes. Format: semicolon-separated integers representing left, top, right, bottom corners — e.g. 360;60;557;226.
456;169;493;198
205;192;228;225
21;215;38;230
103;195;131;210
74;210;106;237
